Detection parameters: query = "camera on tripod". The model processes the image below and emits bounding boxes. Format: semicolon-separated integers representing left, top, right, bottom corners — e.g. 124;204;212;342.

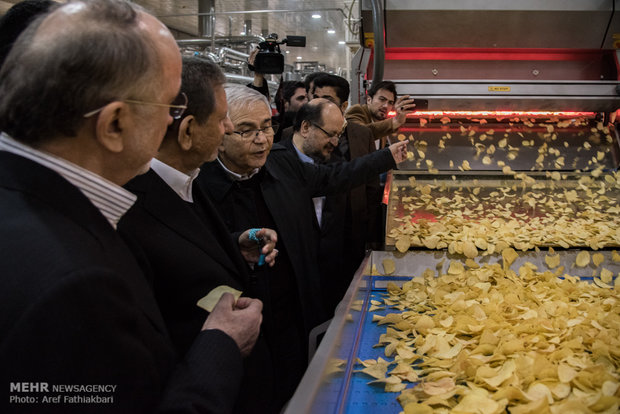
252;33;306;74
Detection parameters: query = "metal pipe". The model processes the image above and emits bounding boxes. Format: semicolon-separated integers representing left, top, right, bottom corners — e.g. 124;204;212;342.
210;6;215;53
370;0;384;85
176;35;265;46
156;8;348;19
197;0;214;38
218;47;249;62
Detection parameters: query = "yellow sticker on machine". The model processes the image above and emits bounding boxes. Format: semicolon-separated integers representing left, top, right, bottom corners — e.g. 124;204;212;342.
488;86;511;92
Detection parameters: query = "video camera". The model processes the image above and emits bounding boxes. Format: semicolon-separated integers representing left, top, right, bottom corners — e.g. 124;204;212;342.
252;33;306;74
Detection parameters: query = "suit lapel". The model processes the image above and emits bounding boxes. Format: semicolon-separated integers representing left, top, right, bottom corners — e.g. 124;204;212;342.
132;170;245;280
193;184;250;281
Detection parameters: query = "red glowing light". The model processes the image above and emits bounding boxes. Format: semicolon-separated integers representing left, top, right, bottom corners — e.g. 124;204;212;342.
387;110;596;118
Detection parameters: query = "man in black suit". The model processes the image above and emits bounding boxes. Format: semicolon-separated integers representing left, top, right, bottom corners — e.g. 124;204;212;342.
281;74;384;315
197;85;408;405
0;1;262;413
118;56;280;414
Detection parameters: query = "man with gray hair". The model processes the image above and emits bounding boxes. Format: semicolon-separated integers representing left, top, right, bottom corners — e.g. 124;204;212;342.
197;84;408;408
0;1;262;412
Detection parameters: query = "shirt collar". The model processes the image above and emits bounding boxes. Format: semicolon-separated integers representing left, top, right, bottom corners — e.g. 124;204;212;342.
292;140;315;164
216;157;260;181
0;132;136;229
150;158;200;203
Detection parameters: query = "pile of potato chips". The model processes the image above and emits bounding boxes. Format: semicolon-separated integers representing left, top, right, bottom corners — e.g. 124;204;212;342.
358;259;620;413
389;116;620;255
387;170;620;254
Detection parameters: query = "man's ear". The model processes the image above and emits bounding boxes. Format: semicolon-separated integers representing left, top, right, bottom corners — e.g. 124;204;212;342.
366;95;372;105
300;120;312;136
341;100;349;113
177;115;195;151
94;102;128;153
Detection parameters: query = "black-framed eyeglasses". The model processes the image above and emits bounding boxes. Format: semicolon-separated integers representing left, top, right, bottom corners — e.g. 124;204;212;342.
310;121;346;141
83;92;188;120
231;123;279;140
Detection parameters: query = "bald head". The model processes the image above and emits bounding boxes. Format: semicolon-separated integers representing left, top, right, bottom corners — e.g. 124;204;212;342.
292;98;346;163
293;98;341;133
0;0;173;145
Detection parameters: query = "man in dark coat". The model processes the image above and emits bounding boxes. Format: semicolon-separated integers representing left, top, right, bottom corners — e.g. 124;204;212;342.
197;85;408;405
281;73;385;314
0;2;262;413
118;56;280;414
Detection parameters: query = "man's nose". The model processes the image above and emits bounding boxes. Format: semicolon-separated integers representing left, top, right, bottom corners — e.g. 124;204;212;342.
224;117;234;134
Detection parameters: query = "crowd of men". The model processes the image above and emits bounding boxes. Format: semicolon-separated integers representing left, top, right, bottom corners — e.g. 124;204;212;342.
0;1;413;413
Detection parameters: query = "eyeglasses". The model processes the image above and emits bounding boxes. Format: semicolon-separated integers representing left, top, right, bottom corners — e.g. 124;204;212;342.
231;123;279;140
83;92;188;119
311;122;346;141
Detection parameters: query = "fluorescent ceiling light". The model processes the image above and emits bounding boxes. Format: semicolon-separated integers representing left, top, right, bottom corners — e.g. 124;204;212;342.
312;14;321;19
327;29;336;34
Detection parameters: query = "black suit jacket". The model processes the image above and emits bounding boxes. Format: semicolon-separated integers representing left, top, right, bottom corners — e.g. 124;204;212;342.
280;124;381;314
198;145;395;329
0;152;242;414
118;169;276;413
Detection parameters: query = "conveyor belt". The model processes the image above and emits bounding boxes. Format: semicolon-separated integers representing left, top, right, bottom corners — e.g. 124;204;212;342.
285;250;620;414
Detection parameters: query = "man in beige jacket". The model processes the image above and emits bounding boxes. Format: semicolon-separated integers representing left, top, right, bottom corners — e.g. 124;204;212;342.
345;80;416;148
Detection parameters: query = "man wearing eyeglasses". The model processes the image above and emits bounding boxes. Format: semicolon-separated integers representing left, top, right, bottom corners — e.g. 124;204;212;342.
281;73;392;315
0;1;262;413
197;85;407;408
117;56;280;413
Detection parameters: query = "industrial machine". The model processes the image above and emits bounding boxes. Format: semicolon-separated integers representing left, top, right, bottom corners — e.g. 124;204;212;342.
285;2;620;413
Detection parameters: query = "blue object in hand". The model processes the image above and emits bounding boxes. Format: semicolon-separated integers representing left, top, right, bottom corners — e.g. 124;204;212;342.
248;228;266;266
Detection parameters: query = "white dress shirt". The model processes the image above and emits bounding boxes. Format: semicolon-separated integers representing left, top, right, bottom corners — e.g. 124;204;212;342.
0;132;136;229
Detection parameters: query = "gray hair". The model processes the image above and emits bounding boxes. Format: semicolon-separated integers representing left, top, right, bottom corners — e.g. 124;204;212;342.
0;0;161;145
224;83;270;125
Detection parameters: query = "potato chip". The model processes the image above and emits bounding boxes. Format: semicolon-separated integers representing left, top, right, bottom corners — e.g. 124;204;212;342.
557;363;578;383
465;258;479;269
383;259;396;275
575;251;590;267
396;238;410;253
324;358;346;376
502;248;518;268
448;261;465;275
403;403;434;414
462;241;478;259
420;377;455;396
592;253;604;267
415;315;435;335
452;393;503;414
600;268;613;283
508;398;549;414
196;285;242;312
545;254;560;269
476;359;516;388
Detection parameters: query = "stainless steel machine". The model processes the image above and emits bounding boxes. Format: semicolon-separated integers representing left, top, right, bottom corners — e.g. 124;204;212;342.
285;2;620;413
